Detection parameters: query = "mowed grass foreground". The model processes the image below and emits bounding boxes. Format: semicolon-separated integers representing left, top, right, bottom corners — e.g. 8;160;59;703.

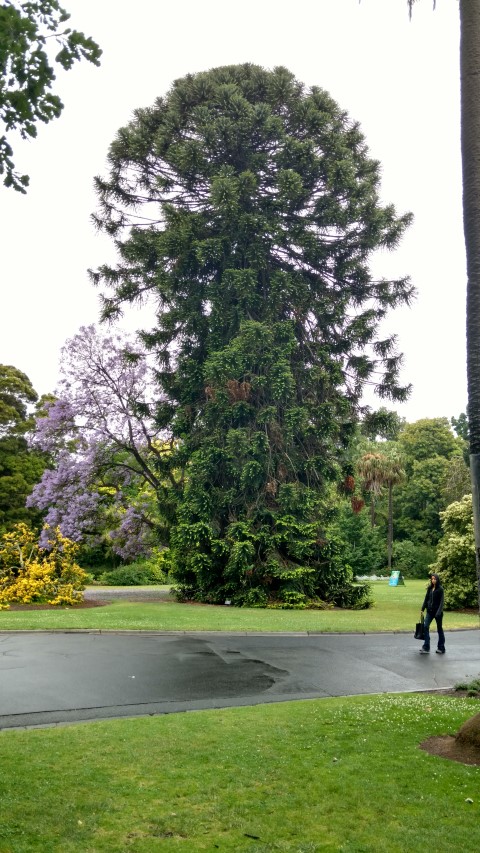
1;694;479;853
0;580;478;632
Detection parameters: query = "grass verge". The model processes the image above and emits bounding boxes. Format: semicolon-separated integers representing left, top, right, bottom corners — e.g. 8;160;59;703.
0;694;479;853
0;580;478;632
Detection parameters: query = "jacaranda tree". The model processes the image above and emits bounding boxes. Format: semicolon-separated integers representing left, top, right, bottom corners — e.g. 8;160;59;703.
27;326;177;558
91;64;413;607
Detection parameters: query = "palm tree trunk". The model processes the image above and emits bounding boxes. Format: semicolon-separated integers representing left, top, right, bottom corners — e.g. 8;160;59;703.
460;0;480;615
387;482;393;572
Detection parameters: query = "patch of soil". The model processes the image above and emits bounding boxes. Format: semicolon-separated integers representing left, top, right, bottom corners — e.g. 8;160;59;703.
419;735;480;766
418;695;480;765
6;600;108;611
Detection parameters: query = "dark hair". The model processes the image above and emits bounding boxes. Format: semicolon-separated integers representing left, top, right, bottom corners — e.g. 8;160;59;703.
430;573;442;588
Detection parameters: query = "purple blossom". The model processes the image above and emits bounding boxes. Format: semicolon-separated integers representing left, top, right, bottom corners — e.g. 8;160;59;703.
107;505;155;561
27;325;168;556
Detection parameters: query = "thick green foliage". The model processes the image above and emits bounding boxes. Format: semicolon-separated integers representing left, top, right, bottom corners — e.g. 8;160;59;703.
93;64;413;607
98;548;170;586
391;539;436;579
430;494;478;609
398;418;460;471
328;501;386;577
98;561;167;587
394;418;467;545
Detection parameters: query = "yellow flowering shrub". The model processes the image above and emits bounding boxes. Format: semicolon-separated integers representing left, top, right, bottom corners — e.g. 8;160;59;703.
0;523;88;609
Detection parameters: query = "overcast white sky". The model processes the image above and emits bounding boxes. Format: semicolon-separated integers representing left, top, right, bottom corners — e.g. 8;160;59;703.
0;0;465;423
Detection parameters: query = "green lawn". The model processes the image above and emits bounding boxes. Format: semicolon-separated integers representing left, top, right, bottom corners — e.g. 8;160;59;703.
0;693;479;852
0;580;478;632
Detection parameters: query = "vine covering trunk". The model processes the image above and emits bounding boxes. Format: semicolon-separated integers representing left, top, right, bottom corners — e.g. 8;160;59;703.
461;0;480;614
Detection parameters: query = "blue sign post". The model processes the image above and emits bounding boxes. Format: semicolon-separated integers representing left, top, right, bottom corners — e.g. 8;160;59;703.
388;570;405;586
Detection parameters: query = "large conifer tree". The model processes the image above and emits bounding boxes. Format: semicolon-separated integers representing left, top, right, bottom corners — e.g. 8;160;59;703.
92;64;412;607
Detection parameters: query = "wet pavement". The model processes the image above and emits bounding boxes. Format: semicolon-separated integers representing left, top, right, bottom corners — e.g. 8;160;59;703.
0;629;479;729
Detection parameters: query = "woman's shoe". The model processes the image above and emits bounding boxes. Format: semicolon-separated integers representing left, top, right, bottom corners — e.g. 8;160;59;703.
435;649;445;654
419;648;430;654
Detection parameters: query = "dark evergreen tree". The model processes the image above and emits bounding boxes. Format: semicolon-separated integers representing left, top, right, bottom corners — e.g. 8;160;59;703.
92;64;413;607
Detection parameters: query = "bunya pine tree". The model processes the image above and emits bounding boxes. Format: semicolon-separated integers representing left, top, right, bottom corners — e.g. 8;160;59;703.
91;64;413;607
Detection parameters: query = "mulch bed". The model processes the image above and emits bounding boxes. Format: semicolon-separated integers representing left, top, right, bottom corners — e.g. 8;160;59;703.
419;734;480;766
419;689;480;765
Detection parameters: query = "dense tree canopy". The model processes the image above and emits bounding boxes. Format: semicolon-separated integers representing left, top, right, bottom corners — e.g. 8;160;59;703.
0;0;101;191
392;418;466;545
0;364;45;531
91;64;413;607
0;363;37;433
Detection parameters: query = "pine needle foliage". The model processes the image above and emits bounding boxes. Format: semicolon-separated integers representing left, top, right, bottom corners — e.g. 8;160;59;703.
91;64;413;607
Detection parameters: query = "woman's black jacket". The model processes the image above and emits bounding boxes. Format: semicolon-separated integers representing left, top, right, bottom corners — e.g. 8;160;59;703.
422;586;444;618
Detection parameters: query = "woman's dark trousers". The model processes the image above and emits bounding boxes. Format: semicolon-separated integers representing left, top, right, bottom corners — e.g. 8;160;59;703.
422;613;445;652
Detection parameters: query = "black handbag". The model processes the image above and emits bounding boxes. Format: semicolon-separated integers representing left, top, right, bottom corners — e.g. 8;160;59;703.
414;614;425;640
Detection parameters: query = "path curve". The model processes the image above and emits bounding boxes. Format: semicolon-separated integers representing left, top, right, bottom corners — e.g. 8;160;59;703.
1;629;479;730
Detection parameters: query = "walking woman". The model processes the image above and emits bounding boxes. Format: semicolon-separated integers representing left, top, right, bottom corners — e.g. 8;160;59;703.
420;572;445;654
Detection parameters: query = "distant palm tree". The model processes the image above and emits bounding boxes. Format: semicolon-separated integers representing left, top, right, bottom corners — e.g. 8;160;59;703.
383;453;405;572
357;451;405;571
357;453;386;529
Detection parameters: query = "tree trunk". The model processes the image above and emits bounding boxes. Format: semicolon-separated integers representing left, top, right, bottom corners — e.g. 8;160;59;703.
387;482;393;572
460;0;480;615
455;710;480;751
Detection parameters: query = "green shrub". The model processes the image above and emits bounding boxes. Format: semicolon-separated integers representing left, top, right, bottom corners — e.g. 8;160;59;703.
98;551;169;586
329;581;372;610
429;495;478;609
233;587;269;608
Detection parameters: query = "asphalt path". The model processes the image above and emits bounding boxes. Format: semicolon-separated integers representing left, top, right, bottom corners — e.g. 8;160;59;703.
0;629;479;729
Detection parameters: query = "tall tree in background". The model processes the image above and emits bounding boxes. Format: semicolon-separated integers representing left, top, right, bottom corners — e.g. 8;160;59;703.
92;64;413;607
0;0;101;192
